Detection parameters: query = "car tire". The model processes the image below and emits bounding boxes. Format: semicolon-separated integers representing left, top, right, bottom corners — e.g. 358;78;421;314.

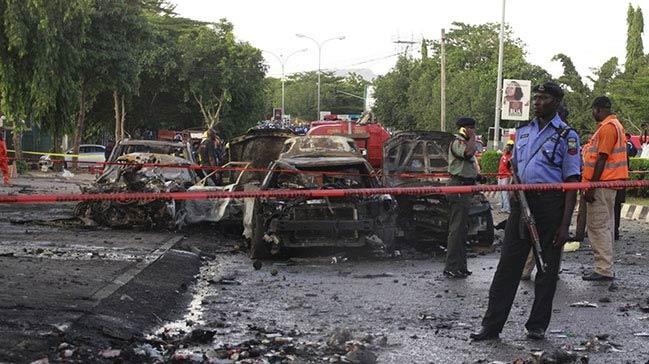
477;211;495;246
249;204;271;260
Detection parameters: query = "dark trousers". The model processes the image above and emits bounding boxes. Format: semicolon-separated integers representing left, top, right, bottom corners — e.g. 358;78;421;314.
614;189;625;239
445;177;474;272
575;193;587;241
481;191;565;333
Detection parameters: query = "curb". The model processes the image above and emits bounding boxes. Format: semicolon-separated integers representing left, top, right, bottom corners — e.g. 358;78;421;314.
621;203;649;222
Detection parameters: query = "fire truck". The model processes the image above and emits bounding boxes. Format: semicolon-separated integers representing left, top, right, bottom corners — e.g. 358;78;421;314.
306;114;390;170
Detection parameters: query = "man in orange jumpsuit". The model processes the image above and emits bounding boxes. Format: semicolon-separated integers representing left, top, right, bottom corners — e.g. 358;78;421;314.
0;129;10;185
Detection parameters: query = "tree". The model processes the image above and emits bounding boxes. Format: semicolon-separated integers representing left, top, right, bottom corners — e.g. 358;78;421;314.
625;4;645;75
374;22;551;135
0;0;92;161
551;54;592;132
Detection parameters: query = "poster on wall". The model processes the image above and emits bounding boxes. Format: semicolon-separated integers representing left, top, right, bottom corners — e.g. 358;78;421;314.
501;79;531;121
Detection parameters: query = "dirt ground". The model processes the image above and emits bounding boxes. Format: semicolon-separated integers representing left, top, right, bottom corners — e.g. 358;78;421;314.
1;173;649;363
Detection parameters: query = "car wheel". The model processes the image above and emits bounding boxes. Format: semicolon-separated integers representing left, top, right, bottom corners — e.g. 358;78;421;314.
477;211;495;246
249;204;271;259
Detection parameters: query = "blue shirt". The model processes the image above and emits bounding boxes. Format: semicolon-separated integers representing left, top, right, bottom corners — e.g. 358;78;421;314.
513;113;581;183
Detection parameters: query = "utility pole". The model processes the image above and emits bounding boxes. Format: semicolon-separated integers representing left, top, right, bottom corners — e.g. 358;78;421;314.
440;29;447;132
493;0;506;150
393;39;416;57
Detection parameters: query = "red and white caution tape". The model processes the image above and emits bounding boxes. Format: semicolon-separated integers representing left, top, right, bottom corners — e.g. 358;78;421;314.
1;180;648;205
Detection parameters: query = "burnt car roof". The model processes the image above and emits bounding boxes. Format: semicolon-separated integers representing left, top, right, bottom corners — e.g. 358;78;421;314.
279;136;361;159
383;131;455;186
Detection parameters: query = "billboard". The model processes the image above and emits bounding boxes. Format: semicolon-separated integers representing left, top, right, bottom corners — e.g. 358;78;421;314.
501;79;531;121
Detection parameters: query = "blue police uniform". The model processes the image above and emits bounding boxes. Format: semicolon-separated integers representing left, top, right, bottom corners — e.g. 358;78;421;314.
479;112;581;336
513;113;581;183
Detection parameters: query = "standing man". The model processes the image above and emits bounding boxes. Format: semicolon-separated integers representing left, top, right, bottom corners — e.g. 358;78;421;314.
613;133;637;240
444;117;479;279
471;82;580;341
198;129;222;185
497;139;514;213
582;96;628;281
0;128;10;186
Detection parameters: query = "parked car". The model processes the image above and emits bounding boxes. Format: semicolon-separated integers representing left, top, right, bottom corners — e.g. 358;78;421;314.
243;136;397;259
39;144;106;170
383;131;494;246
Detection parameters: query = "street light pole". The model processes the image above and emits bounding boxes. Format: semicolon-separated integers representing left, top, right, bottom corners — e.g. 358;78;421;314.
264;48;307;119
493;0;506;150
296;34;345;120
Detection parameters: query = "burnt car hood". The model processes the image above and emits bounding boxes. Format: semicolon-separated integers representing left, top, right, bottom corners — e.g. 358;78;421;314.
383;131;455;187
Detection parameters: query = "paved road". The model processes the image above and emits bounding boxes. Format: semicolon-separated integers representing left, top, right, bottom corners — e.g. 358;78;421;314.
1;174;648;363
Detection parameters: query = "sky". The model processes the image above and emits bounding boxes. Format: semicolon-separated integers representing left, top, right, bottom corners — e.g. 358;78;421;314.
171;0;649;81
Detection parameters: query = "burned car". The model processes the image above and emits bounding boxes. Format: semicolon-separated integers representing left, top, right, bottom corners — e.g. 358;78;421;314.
76;153;197;229
226;128;297;185
180;161;252;226
244;136;397;259
383;131;494;246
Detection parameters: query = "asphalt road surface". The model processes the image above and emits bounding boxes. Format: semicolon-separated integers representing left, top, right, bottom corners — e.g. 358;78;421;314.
1;174;649;363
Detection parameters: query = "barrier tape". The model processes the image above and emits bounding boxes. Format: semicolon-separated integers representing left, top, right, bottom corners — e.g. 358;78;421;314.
5;155;649;179
1;180;648;205
7;149;87;158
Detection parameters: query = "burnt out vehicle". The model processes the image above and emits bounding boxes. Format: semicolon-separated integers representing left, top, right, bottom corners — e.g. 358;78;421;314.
77;153;197;229
226;128;297;185
383;131;494;246
244;136;397;259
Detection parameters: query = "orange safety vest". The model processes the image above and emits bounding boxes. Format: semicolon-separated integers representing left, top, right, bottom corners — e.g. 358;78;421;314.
582;115;628;181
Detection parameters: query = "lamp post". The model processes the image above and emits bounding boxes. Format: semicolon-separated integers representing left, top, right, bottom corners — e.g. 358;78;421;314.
296;34;345;120
264;48;307;119
493;0;506;150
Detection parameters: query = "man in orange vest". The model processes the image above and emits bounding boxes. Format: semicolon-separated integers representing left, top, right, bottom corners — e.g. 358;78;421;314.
582;96;628;281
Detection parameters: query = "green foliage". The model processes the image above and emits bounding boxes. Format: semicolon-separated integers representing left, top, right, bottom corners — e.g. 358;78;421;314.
264;71;368;121
628;157;649;197
373;22;551;136
479;150;500;175
626;4;645;75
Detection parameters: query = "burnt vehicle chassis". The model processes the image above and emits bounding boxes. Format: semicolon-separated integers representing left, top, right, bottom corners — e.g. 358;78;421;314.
383;131;494;246
246;137;397;259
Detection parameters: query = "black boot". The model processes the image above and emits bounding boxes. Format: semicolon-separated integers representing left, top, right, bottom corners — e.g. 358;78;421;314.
470;328;499;341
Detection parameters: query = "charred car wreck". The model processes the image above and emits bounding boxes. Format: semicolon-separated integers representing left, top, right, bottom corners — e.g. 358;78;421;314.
383;131;494;246
76;153;197;229
244;136;397;259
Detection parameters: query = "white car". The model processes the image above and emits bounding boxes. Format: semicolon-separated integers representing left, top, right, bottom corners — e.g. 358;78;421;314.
64;144;106;167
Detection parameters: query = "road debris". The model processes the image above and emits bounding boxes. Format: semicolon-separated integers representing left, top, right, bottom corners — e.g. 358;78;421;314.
570;301;598;308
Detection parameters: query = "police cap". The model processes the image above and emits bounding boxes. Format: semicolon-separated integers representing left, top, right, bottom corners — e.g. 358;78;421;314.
456;117;476;127
592;96;612;109
532;82;564;99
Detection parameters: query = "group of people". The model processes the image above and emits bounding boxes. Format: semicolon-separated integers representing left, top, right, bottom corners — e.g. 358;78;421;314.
445;82;631;341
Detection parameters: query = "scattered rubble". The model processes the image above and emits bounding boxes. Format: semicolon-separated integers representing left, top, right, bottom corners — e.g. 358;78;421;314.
570;301;598;308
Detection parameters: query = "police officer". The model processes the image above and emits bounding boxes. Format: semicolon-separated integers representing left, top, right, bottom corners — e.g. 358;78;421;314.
444;117;479;279
471;82;581;341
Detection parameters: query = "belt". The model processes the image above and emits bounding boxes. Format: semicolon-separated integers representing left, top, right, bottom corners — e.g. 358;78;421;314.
524;190;565;198
449;175;477;185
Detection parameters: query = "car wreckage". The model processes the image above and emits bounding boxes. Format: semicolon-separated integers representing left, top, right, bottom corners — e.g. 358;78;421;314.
244;136;397;259
383;131;494;246
76;152;197;229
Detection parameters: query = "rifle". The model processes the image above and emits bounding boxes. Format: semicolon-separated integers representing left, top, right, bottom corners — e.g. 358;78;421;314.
510;164;548;274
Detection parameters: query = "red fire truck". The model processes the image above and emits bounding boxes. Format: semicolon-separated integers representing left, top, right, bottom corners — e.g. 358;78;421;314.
306;115;390;170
